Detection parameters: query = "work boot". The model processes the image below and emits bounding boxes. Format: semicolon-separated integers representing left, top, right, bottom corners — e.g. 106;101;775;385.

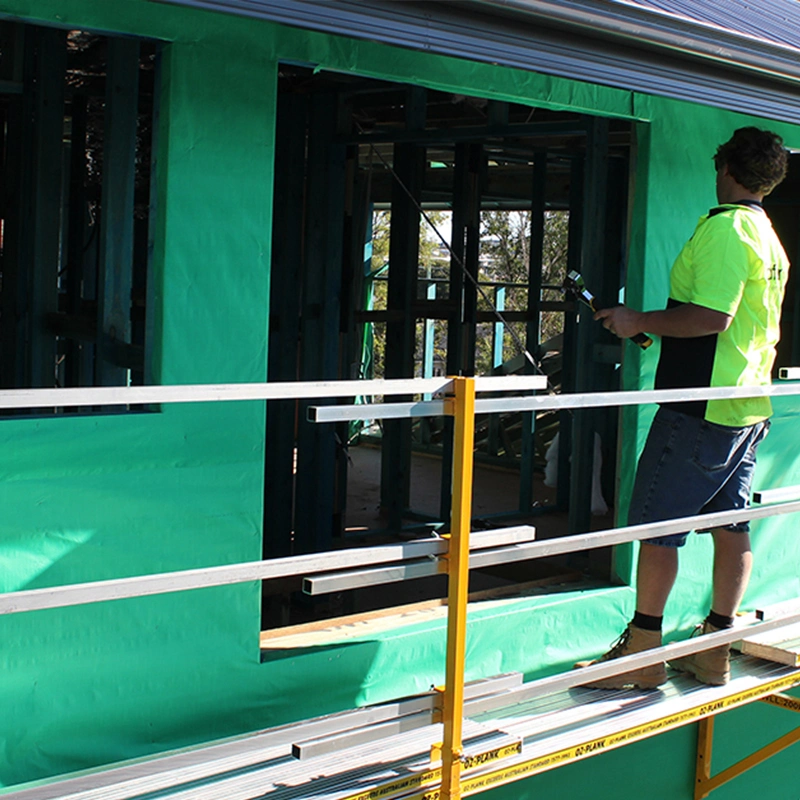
575;623;667;690
669;621;731;685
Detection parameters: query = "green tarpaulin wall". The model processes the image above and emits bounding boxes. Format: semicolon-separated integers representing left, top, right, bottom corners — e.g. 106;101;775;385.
0;1;799;798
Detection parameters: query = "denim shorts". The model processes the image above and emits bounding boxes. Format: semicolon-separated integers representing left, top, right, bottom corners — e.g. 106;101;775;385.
628;406;769;547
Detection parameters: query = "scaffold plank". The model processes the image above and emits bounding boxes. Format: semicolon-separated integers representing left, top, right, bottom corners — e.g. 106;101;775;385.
4;655;797;800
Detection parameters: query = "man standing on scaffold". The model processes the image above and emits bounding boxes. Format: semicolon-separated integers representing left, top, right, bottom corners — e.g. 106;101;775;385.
577;127;790;689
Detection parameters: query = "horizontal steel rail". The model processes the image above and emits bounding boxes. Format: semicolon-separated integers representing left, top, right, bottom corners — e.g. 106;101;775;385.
0;527;535;616
0;375;547;410
309;381;800;422
778;367;800;379
0;674;510;800
756;599;800;620
3;499;798;615
303;500;800;593
304;537;541;595
291;673;524;760
450;501;800;563
753;485;800;504
467;608;800;714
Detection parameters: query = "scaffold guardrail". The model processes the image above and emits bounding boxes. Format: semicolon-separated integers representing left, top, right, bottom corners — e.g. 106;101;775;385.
1;373;799;800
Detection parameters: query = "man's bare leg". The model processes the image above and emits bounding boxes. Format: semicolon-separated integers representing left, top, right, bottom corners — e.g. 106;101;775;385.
576;542;676;688
669;528;751;685
635;542;680;617
710;528;752;617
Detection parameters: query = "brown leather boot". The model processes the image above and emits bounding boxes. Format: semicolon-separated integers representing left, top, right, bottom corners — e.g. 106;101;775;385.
575;623;667;690
669;621;731;685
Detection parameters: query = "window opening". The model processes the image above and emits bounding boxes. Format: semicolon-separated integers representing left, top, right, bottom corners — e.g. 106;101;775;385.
263;65;634;632
764;152;800;367
0;23;158;411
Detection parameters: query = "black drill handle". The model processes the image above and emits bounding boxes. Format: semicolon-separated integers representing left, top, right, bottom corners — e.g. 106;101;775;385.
591;303;654;350
563;272;653;350
630;331;654;350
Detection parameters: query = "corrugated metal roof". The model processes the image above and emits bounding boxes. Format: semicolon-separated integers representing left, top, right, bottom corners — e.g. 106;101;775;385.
470;0;800;72
616;0;800;50
154;0;800;124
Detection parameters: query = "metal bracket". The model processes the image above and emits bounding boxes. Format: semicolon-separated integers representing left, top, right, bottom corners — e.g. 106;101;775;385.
695;703;800;799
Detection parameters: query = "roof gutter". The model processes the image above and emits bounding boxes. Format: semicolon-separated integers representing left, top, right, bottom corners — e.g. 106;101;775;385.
467;0;800;84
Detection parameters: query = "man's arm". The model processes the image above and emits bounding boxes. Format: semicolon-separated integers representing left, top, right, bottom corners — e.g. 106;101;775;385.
594;303;732;339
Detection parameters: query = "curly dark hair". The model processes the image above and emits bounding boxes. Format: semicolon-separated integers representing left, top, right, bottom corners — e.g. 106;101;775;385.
713;127;789;195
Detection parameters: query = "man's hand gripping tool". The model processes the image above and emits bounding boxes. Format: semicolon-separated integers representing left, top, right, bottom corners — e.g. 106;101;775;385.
563;271;653;350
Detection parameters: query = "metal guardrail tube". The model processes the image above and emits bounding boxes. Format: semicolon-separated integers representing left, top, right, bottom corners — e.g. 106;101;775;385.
308;381;800;423
753;486;800;504
779;367;800;380
304;537;544;595
291;673;524;761
0;375;547;410
0;527;534;616
466;609;800;714
3;502;799;614
489;500;800;562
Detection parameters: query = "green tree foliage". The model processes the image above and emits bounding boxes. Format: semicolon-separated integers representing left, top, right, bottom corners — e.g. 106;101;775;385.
367;210;448;379
366;208;569;378
477;210;569;373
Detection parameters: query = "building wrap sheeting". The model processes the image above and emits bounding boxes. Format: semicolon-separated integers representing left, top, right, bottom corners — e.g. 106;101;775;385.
0;1;798;797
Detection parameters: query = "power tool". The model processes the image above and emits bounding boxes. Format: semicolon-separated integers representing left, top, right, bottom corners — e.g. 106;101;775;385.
563;270;653;350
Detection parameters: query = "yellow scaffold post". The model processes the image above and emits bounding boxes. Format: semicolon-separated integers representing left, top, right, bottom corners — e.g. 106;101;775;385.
440;376;476;800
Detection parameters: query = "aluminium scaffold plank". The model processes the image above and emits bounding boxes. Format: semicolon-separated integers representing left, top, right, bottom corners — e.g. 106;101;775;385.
458;656;800;795
0;693;520;800
4;655;798;800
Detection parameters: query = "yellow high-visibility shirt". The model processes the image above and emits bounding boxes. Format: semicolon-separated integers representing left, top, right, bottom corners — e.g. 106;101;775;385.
656;203;789;427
